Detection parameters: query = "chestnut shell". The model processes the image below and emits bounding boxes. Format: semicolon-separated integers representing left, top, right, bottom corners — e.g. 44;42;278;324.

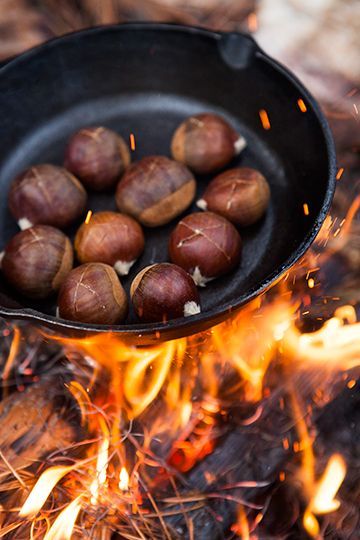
169;211;242;285
171;113;246;174
8;164;87;229
1;225;73;299
116;155;196;227
131;263;201;323
74;211;145;275
65;126;130;191
198;167;270;226
58;263;128;325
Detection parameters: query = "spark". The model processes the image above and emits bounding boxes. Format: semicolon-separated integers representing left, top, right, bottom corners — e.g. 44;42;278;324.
336;167;344;180
308;278;315;289
353;103;359;115
130;133;136;151
297;99;307;112
347;379;356;389
85;210;93;224
303;203;310;216
247;12;258;32
259;109;271;130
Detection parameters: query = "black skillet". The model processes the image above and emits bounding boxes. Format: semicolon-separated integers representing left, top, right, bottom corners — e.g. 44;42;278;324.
0;23;336;344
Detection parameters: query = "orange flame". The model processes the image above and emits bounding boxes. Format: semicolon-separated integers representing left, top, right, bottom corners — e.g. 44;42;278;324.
43;495;82;540
119;467;129;492
19;465;74;518
303;454;346;537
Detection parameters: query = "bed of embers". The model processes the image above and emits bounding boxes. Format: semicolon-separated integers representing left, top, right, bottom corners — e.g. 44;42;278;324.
0;2;359;539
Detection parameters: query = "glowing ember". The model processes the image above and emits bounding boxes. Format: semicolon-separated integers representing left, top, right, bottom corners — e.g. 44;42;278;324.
259;108;271;130
297;98;307;112
84;210;93;224
130;133;136;151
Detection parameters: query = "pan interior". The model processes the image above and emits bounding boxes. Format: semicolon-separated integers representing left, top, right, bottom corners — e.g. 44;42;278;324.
0;26;331;330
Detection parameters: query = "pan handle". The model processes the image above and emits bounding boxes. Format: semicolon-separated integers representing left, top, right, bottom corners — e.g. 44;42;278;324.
217;31;260;70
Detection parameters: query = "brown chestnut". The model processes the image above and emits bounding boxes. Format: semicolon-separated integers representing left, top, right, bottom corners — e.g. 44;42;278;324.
75;211;145;275
64;126;130;190
58;263;128;325
8;164;87;230
171;113;246;174
0;225;73;299
197;167;270;226
130;263;201;323
169;212;241;286
115;156;196;227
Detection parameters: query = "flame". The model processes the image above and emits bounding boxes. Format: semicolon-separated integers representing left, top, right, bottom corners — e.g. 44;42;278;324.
43;495;82;540
231;505;250;539
119;467;129;492
19;465;74;518
90;433;110;504
303;455;347;537
311;454;346;514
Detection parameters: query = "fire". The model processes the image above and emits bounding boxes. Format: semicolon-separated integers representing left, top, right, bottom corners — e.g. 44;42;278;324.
310;454;346;514
43;495;82;540
119;467;129;492
1;187;358;538
19;465;74;518
303;454;347;537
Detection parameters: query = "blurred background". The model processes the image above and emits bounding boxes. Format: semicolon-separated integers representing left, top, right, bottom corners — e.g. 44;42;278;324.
1;0;359;146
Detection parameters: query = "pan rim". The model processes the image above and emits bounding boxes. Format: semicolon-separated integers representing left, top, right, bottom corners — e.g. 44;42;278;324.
0;22;337;339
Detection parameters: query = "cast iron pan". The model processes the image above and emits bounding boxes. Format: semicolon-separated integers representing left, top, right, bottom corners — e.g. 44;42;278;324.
0;23;336;344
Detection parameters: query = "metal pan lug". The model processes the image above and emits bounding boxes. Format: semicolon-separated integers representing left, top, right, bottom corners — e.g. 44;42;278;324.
217;32;259;69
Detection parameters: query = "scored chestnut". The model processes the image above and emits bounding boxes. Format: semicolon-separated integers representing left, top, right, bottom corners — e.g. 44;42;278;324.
115;156;196;227
0;225;73;299
169;212;242;286
65;126;130;191
197;167;270;226
75;211;145;275
171;113;246;174
58;263;128;325
8;164;87;230
130;263;201;323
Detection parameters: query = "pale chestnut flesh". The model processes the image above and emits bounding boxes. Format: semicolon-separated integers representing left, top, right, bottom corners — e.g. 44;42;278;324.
65;126;131;191
75;211;145;275
131;263;201;323
8;164;87;229
171;113;246;174
169;212;242;286
58;263;128;325
0;225;73;299
198;167;270;226
116;156;196;227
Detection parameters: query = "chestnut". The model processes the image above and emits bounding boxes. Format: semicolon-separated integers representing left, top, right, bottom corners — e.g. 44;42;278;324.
130;263;201;323
197;167;270;226
64;126;130;191
171;113;246;174
115;156;196;227
75;211;145;275
58;263;128;325
8;164;87;230
169;212;241;286
0;225;73;299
